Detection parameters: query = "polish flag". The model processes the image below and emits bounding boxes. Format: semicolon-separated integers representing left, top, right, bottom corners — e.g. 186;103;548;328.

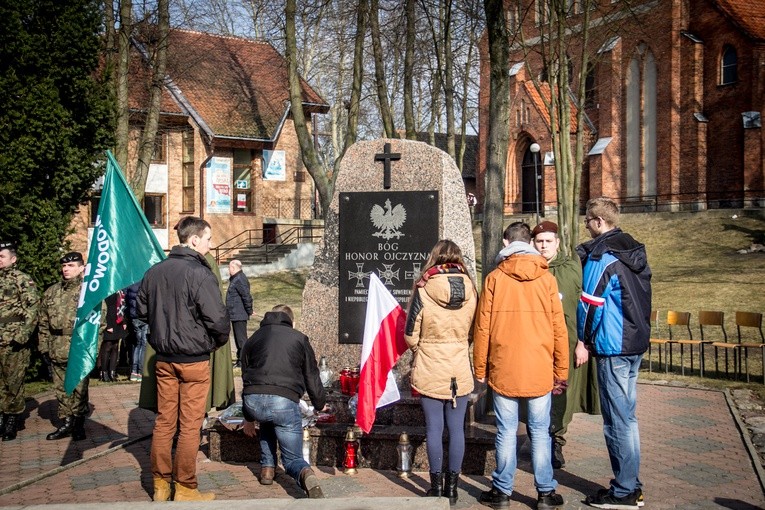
355;273;408;433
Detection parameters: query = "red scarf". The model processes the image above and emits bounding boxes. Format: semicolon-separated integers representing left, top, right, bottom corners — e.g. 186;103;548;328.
416;263;465;288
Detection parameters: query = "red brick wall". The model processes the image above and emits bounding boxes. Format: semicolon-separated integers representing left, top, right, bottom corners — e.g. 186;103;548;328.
477;0;764;212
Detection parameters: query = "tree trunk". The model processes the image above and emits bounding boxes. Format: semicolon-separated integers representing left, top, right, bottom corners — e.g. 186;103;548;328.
286;0;334;216
132;0;169;204
114;0;132;172
403;0;417;140
369;0;396;138
482;0;510;275
338;0;368;165
442;0;456;160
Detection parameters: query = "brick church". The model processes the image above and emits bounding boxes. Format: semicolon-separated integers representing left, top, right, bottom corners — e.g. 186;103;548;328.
70;29;328;255
477;0;764;215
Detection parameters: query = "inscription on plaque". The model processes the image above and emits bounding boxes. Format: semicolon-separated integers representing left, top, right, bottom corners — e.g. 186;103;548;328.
338;191;439;344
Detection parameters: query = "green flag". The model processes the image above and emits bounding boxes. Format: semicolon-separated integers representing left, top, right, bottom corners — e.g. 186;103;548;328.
64;151;166;394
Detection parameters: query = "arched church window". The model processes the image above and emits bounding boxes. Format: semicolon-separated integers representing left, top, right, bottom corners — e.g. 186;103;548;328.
721;45;737;85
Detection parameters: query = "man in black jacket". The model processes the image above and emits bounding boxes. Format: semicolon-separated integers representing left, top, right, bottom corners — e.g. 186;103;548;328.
241;304;326;498
137;216;230;502
226;259;253;366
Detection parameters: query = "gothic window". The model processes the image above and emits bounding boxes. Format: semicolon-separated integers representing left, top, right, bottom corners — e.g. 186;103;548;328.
584;63;597;108
721;45;737;85
625;44;657;200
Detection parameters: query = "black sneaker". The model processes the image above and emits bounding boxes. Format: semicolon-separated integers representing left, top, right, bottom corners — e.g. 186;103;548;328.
585;488;638;509
552;442;565;469
537;490;564;509
479;486;511;509
634;488;644;507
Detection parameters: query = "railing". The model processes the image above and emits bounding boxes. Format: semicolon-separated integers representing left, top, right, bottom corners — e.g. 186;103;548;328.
213;223;324;264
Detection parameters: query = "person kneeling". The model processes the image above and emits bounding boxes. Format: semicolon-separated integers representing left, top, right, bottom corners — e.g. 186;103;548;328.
241;305;327;498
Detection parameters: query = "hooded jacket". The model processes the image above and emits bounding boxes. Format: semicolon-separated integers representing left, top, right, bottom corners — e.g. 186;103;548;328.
576;228;652;356
473;247;569;398
241;311;326;411
137;245;230;363
405;270;477;399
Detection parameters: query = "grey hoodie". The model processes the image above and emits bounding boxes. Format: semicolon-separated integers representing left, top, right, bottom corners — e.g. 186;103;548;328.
494;241;541;264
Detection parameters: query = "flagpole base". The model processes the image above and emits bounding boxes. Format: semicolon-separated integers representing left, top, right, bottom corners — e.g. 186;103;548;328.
343;467;358;475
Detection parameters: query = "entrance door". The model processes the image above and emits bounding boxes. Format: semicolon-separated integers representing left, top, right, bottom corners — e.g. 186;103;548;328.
521;147;543;214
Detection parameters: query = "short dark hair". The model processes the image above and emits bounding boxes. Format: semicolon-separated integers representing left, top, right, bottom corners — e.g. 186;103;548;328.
272;304;294;323
0;242;17;257
176;216;211;244
503;222;531;243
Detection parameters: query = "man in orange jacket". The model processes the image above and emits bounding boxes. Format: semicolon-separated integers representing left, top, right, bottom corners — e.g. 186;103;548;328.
473;222;569;510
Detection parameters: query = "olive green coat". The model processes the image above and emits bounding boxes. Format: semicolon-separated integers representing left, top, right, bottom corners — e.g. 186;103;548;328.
549;252;600;440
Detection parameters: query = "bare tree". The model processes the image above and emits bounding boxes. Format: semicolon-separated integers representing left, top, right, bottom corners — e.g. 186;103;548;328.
512;0;638;255
369;0;396;138
482;0;511;274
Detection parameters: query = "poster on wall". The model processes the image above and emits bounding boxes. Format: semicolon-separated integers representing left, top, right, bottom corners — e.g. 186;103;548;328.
205;157;231;214
263;150;286;181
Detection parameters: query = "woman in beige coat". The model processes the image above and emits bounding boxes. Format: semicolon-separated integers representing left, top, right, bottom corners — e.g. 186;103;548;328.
405;240;477;505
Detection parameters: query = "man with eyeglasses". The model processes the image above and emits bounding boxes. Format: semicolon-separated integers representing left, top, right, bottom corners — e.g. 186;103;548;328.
577;197;651;510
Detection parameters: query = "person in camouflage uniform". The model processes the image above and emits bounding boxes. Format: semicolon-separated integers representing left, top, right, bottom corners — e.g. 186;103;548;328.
38;252;89;441
0;242;39;441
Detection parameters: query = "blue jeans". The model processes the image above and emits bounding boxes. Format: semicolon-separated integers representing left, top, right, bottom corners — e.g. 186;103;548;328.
492;392;556;495
596;355;642;498
131;319;148;374
243;394;308;483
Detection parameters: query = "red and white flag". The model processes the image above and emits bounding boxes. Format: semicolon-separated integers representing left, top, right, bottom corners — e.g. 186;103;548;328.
355;273;407;433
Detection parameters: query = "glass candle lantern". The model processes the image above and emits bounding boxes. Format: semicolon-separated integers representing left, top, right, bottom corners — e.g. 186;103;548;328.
343;427;359;474
396;431;412;478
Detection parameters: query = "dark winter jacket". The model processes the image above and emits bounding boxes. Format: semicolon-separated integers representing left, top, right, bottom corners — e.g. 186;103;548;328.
103;290;129;341
137;245;230;363
241;311;326;411
226;271;253;321
576;228;652;356
125;282;141;321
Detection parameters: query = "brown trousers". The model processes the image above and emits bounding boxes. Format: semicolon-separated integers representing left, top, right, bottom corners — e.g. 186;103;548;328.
151;360;210;488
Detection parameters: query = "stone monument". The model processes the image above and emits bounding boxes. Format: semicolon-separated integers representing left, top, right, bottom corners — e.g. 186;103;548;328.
301;138;476;373
210;139;497;474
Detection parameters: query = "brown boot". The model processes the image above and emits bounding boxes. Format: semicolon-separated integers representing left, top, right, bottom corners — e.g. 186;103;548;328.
260;466;275;485
173;483;215;501
299;467;324;499
153;478;171;502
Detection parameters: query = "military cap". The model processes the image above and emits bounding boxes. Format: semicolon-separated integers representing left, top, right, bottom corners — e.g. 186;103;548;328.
531;221;559;237
60;252;84;264
0;242;16;251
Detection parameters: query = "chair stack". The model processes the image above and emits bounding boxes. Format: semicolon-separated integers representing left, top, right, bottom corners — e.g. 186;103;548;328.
647;310;764;382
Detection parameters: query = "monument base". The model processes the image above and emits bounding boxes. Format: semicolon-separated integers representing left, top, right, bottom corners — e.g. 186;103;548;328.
208;387;498;475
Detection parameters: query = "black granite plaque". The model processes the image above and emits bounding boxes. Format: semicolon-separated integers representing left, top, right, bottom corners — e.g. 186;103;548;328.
338;191;439;344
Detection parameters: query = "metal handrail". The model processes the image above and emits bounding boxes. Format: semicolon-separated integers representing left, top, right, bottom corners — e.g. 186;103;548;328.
213;224;324;263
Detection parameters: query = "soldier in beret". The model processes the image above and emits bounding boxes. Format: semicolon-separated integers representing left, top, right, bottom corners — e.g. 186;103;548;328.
0;242;39;441
38;251;90;441
532;221;600;471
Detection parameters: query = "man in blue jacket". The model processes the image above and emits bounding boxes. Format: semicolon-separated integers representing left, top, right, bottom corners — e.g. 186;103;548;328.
577;197;651;510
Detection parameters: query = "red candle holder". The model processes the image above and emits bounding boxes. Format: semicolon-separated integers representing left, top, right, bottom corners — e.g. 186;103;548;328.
343;427;359;474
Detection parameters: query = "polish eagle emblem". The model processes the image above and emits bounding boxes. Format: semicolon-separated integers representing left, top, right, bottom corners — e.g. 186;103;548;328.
370;199;406;240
